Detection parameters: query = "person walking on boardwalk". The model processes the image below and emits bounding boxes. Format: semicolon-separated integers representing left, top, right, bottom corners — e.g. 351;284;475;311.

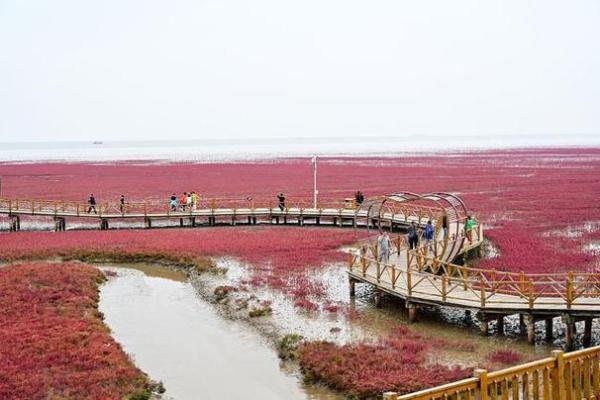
277;193;286;211
408;221;418;250
354;190;364;206
119;194;125;214
377;231;391;263
186;192;192;211
87;194;97;214
441;214;448;240
424;220;434;254
191;191;199;211
169;193;178;211
180;192;188;211
465;215;476;243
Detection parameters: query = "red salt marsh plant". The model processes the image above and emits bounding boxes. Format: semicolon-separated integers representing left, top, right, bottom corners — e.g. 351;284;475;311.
297;326;471;398
487;349;522;366
0;227;356;303
0;262;152;400
2;148;600;273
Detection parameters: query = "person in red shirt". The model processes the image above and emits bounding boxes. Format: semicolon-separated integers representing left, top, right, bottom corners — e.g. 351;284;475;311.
180;192;188;211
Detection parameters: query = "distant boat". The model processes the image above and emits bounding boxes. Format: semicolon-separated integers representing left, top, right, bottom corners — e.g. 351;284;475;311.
92;141;103;145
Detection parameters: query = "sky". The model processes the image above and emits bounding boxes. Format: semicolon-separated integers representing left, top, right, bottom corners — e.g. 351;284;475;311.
0;0;599;142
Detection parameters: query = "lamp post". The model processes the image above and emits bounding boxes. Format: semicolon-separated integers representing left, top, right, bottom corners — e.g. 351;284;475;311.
312;155;318;208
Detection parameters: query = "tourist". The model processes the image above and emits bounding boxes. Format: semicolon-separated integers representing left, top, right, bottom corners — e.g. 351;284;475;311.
277;193;285;211
408;221;418;250
465;215;476;242
377;231;391;263
169;193;178;211
354;190;364;206
119;194;125;214
87;194;97;214
180;192;188;211
440;214;448;240
424;220;434;253
191;191;199;210
186;192;192;211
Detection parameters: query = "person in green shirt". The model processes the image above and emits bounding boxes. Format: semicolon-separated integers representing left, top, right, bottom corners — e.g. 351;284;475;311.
465;216;476;242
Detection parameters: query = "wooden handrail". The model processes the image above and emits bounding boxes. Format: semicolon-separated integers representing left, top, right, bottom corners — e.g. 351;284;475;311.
393;346;600;400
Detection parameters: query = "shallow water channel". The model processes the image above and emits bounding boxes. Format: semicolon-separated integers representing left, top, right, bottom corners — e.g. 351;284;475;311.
99;265;340;400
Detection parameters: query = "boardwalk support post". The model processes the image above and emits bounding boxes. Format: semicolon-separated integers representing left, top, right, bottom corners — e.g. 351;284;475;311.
145;217;152;229
519;314;526;336
54;217;66;232
563;313;574;351
526;314;535;345
584;317;593;347
545;317;554;342
464;309;472;324
496;315;504;335
479;313;488;336
407;302;417;323
9;215;20;232
374;290;382;308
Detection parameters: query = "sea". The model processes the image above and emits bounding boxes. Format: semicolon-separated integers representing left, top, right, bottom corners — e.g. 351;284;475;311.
0;134;598;162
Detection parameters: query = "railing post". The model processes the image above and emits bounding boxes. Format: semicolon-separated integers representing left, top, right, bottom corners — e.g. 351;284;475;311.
144;201;147;217
528;280;534;309
479;276;486;308
566;273;574;309
407;262;412;296
442;275;448;301
552;350;566;400
382;392;398;400
474;369;488;400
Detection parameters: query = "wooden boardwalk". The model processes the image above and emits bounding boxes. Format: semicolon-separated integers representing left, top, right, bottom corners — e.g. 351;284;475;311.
348;235;600;349
4;194;599;349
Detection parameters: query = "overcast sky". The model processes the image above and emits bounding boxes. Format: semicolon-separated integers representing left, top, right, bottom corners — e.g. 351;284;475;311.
1;0;599;142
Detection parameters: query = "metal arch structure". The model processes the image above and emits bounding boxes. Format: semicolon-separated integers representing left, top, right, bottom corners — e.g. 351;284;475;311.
354;191;470;263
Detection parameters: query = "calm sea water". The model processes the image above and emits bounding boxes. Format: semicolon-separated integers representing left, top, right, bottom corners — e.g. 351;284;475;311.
1;135;598;162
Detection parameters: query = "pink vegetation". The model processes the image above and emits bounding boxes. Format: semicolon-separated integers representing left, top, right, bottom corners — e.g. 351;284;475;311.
297;326;471;398
487;349;522;365
0;263;149;399
0;227;355;303
2;148;600;273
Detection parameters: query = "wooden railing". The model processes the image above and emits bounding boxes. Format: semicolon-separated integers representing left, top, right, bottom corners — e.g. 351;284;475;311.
0;197;359;217
383;346;600;400
348;243;600;309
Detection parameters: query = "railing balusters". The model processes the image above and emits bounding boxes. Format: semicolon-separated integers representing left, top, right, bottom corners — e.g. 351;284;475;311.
584;356;591;400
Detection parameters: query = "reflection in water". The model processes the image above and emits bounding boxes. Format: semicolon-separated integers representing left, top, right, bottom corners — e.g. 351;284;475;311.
98;267;340;400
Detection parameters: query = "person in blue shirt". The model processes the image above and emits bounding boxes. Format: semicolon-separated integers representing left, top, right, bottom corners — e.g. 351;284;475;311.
424;220;434;254
407;221;419;250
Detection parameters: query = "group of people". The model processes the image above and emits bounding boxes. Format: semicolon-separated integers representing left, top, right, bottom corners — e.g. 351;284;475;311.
376;216;477;263
170;192;201;211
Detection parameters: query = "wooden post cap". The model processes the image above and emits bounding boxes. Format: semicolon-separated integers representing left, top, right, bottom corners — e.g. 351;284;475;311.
383;392;398;400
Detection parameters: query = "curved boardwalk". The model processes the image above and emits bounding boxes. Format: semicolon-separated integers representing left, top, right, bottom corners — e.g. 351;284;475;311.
2;195;598;349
